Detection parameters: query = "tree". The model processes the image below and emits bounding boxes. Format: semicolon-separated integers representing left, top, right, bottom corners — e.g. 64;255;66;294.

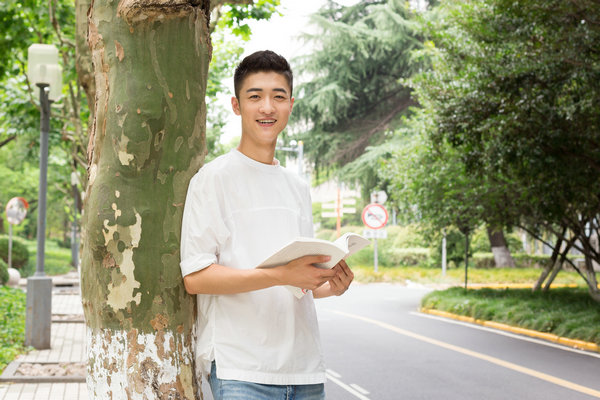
402;0;600;299
78;1;281;398
292;0;422;190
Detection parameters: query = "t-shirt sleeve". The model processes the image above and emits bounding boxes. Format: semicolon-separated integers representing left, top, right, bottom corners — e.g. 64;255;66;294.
180;170;231;278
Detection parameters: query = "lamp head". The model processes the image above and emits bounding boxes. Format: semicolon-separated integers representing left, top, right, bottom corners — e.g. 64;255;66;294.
27;44;62;101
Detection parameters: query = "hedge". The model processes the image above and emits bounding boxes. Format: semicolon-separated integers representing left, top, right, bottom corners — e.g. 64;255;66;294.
0;237;29;270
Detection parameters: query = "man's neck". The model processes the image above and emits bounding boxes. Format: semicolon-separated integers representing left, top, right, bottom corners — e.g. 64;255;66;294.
237;140;277;165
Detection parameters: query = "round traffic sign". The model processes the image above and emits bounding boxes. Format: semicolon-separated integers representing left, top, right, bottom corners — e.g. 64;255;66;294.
5;197;29;225
362;203;388;230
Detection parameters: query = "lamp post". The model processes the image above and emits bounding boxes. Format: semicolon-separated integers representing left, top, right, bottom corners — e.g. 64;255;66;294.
276;139;305;178
26;43;62;349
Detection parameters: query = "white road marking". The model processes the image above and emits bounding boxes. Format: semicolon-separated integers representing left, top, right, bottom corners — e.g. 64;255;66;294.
326;371;371;400
411;311;600;359
325;368;341;378
350;383;370;395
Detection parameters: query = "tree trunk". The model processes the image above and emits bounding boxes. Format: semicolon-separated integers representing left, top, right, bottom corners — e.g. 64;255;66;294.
487;227;516;267
80;1;210;398
533;230;564;292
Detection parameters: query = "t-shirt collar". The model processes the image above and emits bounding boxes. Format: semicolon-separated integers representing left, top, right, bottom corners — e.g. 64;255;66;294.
232;149;281;172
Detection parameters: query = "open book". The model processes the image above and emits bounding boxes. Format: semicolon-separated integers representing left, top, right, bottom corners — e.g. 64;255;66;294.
256;232;371;298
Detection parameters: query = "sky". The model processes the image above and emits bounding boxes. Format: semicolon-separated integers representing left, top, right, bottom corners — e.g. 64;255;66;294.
219;0;361;143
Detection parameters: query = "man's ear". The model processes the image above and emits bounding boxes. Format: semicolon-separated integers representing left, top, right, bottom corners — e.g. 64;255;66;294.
231;96;241;116
289;97;295;113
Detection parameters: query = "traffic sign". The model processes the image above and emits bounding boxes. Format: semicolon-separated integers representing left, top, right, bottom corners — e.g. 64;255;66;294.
370;190;388;204
363;229;388;239
362;203;388;230
6;197;29;225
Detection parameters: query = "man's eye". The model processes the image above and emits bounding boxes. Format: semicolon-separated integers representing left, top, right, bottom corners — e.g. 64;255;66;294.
249;95;260;99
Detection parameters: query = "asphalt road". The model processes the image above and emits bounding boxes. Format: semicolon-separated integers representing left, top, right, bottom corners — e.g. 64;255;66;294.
316;282;600;400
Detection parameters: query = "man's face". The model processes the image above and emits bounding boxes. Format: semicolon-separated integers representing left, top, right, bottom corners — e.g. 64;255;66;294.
231;71;294;148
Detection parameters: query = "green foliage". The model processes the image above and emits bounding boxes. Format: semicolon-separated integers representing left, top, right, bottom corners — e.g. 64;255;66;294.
421;287;600;344
21;237;72;277
384;0;600;299
0;236;29;270
0;286;27;373
472;253;550;269
0;259;8;285
215;0;281;40
293;0;422;194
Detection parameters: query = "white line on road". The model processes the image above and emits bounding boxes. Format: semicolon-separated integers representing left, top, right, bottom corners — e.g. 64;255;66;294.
350;383;370;395
325;369;341;378
411;311;600;359
326;369;371;400
330;309;600;399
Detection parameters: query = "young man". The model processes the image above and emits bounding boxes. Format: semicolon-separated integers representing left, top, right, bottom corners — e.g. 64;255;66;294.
180;50;354;400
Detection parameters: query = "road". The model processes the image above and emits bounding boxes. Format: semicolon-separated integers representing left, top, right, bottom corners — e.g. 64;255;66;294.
316;283;600;400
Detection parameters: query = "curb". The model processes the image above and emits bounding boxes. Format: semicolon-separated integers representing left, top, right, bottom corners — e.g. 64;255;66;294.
420;308;600;353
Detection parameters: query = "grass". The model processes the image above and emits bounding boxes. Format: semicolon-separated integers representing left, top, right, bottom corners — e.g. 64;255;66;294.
0;286;28;373
421;287;600;345
351;264;585;287
22;239;73;277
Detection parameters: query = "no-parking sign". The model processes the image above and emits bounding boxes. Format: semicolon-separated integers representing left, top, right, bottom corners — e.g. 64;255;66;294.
361;203;388;230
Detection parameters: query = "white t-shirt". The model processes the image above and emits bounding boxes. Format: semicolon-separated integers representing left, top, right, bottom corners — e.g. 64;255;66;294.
180;149;325;385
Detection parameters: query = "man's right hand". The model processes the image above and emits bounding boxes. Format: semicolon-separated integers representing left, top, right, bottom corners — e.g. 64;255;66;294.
275;255;337;291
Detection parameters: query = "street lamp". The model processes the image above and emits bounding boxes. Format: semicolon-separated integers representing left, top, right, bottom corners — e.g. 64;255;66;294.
26;43;62;349
276;139;305;178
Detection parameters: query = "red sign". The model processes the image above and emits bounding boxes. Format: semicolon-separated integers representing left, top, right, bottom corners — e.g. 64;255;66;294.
362;203;388;230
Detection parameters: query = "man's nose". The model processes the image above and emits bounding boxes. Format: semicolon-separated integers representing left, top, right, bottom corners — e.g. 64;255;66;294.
259;98;275;114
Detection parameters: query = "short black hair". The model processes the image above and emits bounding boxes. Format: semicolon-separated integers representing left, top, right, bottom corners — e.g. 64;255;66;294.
233;50;293;99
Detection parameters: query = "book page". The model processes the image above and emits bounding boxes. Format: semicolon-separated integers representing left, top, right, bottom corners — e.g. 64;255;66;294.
333;233;371;257
257;238;347;270
256;233;370;299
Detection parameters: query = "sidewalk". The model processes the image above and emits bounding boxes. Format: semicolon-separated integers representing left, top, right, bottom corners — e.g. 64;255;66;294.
0;273;88;400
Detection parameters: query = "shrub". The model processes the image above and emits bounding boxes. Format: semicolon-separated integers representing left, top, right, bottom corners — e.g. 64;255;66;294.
0;286;27;373
386;247;430;266
0;259;8;285
0;237;29;270
472;252;551;269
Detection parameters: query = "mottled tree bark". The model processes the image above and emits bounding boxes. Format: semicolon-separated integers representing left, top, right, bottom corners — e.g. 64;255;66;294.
80;0;210;398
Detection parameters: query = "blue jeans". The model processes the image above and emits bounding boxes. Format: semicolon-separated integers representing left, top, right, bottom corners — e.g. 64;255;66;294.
209;361;325;400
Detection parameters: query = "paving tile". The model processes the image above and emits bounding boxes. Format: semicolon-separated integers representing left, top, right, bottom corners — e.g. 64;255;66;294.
48;383;65;400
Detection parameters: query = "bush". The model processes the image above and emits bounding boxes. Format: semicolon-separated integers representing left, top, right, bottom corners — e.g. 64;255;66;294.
387;247;430;266
0;286;27;373
472;252;551;269
0;259;8;285
391;224;429;248
0;236;29;270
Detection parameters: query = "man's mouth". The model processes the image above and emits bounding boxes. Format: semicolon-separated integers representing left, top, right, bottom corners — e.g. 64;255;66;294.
258;119;276;125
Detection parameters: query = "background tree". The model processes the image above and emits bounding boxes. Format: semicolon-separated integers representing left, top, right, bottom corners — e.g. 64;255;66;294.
291;0;422;194
394;0;600;299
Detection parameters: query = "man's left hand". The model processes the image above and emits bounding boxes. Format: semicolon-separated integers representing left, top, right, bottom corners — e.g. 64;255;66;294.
313;260;354;298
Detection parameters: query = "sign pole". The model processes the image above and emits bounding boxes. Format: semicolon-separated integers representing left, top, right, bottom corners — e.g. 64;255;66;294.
8;223;13;270
373;238;378;272
336;184;341;238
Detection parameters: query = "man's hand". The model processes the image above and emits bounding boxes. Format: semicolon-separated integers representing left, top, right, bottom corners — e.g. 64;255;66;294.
313;260;354;298
276;255;338;291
